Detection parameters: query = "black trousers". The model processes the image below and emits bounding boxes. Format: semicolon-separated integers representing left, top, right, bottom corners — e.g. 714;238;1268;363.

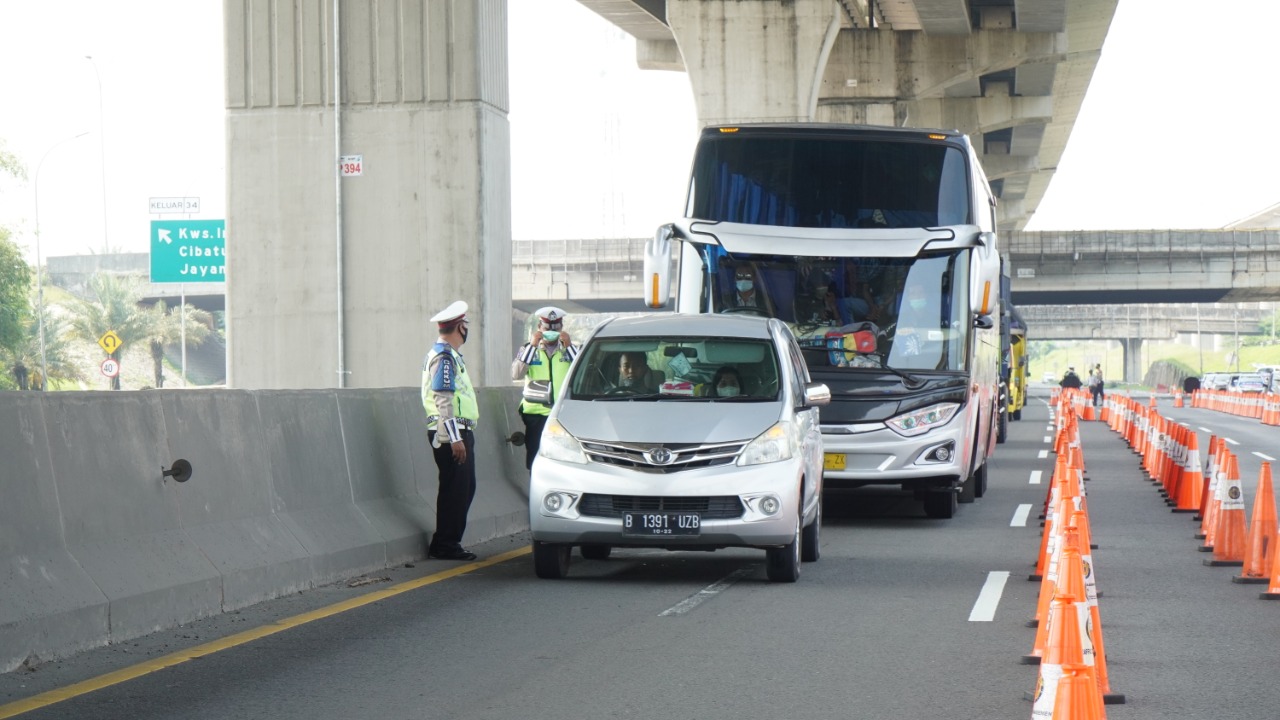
520;412;548;470
429;429;477;551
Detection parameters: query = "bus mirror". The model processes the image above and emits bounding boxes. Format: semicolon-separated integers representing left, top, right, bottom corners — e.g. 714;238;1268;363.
643;225;674;308
970;240;1000;317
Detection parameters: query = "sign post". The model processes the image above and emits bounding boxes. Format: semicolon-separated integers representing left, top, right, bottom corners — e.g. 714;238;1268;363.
151;219;225;387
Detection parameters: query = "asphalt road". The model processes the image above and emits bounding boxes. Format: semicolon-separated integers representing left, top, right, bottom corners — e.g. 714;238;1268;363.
3;389;1279;719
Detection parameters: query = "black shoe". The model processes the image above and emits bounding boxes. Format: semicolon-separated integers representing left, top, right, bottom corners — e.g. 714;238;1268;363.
428;547;477;561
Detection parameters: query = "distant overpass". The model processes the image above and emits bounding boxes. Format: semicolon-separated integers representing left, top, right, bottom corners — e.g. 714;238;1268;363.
512;230;1280;305
1006;229;1280;304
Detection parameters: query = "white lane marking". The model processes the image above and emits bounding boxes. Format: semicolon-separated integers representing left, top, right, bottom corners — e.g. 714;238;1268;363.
1011;504;1033;527
1224;438;1240;446
659;568;752;616
1029;470;1043;485
1044;436;1053;443
1038;450;1049;459
1255;452;1276;462
969;571;1011;622
1199;427;1213;433
1045;426;1054;432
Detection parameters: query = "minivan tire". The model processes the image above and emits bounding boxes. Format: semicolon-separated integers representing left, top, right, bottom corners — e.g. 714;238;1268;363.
580;544;611;560
533;541;571;579
801;501;821;563
766;518;801;582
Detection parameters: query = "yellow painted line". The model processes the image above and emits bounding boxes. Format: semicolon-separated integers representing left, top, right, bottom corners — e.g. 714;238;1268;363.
0;546;530;719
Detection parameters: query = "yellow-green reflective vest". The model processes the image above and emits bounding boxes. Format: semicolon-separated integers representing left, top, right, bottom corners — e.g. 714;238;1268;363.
422;342;479;428
519;346;574;416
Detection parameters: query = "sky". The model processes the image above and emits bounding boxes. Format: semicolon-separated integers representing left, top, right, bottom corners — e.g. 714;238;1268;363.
2;0;1279;266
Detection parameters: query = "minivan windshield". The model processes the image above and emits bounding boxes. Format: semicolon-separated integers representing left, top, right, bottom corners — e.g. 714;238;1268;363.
569;336;781;401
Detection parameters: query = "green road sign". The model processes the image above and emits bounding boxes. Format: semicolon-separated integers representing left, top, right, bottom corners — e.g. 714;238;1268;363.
150;219;225;283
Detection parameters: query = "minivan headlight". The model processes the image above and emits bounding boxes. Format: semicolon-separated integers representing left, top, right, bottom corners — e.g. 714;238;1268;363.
886;402;960;437
738;422;797;466
539;419;588;464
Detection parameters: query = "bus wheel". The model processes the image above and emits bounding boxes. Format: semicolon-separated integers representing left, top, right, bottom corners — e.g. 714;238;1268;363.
972;462;989;498
923;490;957;519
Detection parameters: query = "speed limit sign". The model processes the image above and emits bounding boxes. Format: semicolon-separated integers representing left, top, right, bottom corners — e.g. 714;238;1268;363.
100;358;120;378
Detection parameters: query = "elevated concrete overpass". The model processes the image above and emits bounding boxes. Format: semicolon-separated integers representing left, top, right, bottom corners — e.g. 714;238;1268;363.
222;0;1115;390
576;0;1116;233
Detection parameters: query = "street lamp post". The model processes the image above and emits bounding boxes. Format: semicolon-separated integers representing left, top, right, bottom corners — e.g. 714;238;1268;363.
34;132;90;390
84;55;108;255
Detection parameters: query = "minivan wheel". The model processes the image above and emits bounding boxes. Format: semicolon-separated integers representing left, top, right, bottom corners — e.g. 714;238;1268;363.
801;501;821;563
580;544;611;560
533;541;571;579
766;518;801;583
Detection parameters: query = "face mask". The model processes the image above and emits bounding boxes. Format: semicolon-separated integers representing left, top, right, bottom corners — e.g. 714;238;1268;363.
736;280;753;292
542;330;560;343
718;385;740;398
909;299;926;311
459;325;469;344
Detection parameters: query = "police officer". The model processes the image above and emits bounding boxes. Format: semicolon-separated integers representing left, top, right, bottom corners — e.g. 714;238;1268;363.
422;300;479;561
512;306;579;470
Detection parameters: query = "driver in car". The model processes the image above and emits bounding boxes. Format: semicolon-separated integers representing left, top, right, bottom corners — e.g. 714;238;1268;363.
613;352;660;393
723;263;772;315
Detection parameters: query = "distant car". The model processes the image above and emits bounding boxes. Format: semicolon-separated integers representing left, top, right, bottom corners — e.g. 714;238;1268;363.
1042;372;1056;384
1233;373;1266;394
1205;373;1232;391
528;314;830;582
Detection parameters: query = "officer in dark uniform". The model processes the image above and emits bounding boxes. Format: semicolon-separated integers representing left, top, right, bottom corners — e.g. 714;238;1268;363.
422;300;479;561
512;306;579;470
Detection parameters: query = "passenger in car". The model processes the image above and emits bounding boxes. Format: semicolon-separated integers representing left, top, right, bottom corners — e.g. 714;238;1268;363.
710;366;745;398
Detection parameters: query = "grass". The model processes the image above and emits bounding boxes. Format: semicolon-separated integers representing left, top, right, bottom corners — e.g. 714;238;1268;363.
1029;337;1280;387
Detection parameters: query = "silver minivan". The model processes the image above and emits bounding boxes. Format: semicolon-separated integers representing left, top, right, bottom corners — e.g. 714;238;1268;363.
527;314;830;582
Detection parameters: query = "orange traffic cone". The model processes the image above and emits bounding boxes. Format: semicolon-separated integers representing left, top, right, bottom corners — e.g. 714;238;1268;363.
1052;664;1108;720
1149;394;1157;409
1198;447;1229;548
1172;431;1203;513
1195;435;1219;525
1205;453;1247;567
1234;463;1276;584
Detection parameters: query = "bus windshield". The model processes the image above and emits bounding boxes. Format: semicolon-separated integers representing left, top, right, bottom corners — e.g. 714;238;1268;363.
687;131;971;229
704;248;972;372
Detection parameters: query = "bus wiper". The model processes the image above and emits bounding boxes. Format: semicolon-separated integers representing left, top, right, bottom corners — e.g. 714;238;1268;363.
879;358;927;390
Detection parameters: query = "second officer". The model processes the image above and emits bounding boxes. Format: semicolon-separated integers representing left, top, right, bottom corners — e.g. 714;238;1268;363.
512;306;579;470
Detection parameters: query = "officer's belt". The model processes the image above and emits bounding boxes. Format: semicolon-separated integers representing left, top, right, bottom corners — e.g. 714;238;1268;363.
427;416;477;430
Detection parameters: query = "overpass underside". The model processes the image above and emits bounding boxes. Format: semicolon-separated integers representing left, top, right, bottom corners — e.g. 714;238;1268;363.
1007;230;1280;305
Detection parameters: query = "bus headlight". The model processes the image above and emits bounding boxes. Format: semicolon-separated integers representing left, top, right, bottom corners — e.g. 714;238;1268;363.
887;402;960;437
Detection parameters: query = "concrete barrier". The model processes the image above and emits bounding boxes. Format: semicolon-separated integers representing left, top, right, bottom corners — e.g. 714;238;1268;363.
0;385;529;674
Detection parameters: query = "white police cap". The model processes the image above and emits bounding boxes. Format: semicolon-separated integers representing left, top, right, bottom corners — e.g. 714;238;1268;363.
431;300;468;327
535;306;566;326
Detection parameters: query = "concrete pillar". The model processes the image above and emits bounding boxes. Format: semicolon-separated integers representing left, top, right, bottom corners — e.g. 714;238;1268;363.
1119;337;1143;384
225;0;511;389
666;0;841;124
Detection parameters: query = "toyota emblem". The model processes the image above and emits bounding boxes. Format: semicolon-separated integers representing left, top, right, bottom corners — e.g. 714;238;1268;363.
645;447;674;465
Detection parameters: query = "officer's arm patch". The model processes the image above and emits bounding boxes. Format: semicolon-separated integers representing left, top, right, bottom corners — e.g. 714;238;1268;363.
431;354;456;392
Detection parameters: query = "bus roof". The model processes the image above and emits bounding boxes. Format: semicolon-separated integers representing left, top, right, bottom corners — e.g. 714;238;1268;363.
700;123;972;146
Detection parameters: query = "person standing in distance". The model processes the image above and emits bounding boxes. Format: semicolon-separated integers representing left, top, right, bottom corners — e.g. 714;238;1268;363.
422;300;479;561
512;306;579;470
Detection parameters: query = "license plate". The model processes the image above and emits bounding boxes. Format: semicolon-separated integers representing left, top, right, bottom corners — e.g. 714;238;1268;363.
824;453;846;471
622;512;701;536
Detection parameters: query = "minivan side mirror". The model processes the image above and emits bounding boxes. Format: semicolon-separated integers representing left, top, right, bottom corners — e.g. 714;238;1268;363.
803;382;831;407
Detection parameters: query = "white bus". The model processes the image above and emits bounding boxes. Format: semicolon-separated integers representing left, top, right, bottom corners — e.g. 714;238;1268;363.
643;124;1002;518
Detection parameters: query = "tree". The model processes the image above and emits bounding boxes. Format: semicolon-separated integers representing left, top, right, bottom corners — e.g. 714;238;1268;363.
143;299;212;387
0;228;33;359
6;304;82;390
65;272;154;390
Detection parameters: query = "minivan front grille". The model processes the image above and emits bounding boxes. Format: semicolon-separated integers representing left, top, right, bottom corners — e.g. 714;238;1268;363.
578;494;745;519
579;439;747;472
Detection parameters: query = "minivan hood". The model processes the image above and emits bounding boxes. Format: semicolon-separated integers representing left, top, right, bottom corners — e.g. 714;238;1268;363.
556;399;785;444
